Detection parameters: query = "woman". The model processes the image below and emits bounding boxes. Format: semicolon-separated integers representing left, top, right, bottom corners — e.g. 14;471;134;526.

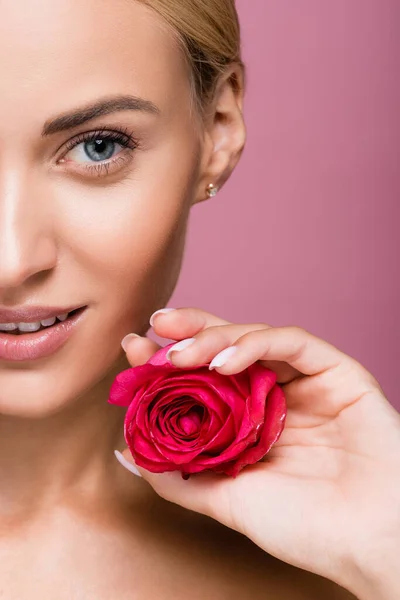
0;1;398;598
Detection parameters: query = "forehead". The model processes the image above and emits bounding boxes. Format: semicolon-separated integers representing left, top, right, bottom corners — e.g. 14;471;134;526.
0;0;189;124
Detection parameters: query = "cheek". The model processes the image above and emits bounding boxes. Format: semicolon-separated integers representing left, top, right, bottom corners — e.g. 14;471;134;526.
51;139;198;327
55;181;190;287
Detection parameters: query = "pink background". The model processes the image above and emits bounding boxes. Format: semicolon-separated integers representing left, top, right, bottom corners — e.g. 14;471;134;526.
169;1;400;407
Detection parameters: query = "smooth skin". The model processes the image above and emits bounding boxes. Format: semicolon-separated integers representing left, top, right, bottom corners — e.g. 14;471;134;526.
120;307;400;600
0;1;395;598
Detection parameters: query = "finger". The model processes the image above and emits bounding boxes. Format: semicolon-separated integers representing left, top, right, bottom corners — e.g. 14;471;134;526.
208;326;381;415
149;307;232;340
122;334;161;367
210;325;353;379
166;322;301;384
168;322;269;362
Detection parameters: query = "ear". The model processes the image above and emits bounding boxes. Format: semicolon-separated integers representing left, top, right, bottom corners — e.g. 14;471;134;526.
193;64;246;205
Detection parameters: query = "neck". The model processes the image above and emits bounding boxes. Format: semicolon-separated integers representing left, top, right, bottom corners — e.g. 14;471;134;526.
0;355;130;515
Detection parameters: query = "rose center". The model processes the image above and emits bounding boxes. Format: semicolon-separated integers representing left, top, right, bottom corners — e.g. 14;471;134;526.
177;406;203;437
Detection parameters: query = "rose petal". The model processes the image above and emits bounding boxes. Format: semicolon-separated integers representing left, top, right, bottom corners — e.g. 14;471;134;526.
116;346;287;479
223;384;287;477
134;383;227;450
151;439;204;464
152;399;207;448
125;425;169;467
147;397;229;464
158;401;202;439
228;369;251;398
152;384;228;424
131;439;177;472
154;375;246;433
195;413;236;455
178;409;203;435
146;350;247;418
146;386;232;454
146;343;176;366
168;405;204;437
108;364;170;406
144;376;235;423
208;364;278;456
164;417;238;474
156;406;221;452
151;427;206;457
184;380;285;471
247;362;278;423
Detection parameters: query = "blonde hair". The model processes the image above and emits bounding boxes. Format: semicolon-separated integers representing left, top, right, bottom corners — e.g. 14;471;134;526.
138;0;244;117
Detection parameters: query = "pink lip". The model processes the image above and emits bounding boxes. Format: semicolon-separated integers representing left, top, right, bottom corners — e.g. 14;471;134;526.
0;305;82;323
0;307;87;362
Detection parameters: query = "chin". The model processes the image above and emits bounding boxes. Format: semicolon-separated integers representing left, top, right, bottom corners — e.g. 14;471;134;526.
0;343;125;419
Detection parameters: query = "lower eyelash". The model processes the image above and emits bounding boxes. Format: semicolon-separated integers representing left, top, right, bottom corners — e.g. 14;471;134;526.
82;153;133;177
60;126;139;177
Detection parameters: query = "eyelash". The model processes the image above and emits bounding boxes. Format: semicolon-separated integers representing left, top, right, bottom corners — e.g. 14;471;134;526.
58;126;139;177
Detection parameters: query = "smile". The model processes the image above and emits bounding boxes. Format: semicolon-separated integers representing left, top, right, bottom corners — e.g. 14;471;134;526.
0;306;87;362
0;309;79;334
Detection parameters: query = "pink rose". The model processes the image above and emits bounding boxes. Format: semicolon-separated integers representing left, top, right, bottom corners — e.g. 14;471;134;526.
109;343;286;478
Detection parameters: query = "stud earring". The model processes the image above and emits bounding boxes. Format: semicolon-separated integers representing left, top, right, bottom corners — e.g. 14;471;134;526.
206;183;219;198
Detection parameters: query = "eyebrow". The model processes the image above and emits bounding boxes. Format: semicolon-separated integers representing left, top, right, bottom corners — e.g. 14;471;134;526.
41;94;160;136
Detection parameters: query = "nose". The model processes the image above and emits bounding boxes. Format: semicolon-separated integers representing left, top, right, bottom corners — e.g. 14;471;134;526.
0;167;57;290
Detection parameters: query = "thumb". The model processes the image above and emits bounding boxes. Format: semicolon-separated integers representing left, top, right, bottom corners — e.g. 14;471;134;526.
121;334;161;367
114;449;236;530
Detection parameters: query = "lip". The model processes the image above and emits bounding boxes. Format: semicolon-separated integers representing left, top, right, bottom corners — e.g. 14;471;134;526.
0;306;87;362
0;305;84;323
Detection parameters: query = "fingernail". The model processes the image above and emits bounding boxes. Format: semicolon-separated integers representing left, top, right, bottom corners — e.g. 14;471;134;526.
209;346;237;370
166;338;196;361
114;450;142;477
149;308;176;327
121;333;140;352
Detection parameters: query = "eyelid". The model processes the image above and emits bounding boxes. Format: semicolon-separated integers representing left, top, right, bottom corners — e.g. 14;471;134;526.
54;126;139;179
57;125;139;159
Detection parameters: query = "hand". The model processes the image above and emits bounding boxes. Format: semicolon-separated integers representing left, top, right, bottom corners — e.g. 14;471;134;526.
118;307;400;599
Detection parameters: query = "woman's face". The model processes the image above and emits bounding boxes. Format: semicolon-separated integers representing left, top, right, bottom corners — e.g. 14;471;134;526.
0;1;204;416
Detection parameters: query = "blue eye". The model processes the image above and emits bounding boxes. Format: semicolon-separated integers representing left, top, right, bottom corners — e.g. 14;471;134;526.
59;128;139;177
69;138;122;163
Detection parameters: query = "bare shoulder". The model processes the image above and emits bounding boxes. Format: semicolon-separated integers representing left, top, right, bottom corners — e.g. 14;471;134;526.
0;479;355;600
124;487;356;600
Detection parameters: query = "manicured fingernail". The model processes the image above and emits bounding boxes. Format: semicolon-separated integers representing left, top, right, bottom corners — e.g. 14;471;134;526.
114;450;142;477
166;338;196;361
149;308;176;327
209;346;237;370
121;333;140;352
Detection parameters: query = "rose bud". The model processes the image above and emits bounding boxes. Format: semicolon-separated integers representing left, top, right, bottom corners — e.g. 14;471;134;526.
109;343;286;478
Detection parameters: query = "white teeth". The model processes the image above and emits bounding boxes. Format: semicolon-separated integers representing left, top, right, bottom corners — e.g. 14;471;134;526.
41;317;57;327
0;311;72;333
18;322;42;332
0;323;18;331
